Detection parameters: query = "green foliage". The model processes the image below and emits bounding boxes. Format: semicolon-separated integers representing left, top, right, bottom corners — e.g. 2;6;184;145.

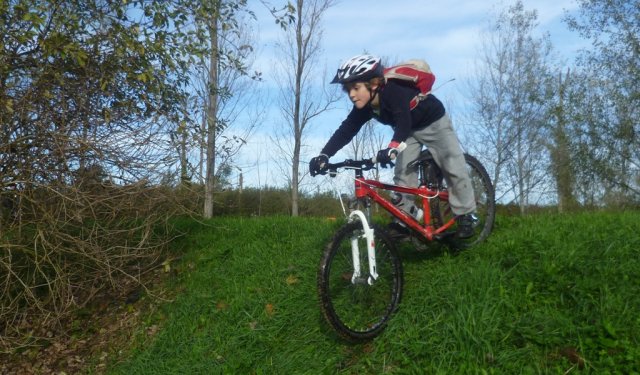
1;0;261;188
563;0;640;200
0;0;260;351
107;211;640;373
170;183;344;217
210;188;343;217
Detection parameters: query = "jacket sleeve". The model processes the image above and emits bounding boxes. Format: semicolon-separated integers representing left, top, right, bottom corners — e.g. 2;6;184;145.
320;107;371;157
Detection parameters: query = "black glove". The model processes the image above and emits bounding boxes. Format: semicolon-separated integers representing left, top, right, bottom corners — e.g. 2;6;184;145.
375;148;398;169
309;154;329;176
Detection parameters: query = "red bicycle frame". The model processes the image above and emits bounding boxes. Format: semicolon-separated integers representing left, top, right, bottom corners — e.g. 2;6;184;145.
353;176;457;241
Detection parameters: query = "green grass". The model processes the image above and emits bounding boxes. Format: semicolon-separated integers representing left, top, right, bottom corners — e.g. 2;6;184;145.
106;211;640;374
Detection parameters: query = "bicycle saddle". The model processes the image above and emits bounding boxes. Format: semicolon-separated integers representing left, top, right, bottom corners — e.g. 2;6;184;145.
407;149;435;169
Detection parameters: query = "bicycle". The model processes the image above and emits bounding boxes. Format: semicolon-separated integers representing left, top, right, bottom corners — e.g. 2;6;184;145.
316;149;495;342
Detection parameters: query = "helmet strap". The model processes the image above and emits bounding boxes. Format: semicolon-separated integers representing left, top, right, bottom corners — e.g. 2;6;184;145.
367;86;380;109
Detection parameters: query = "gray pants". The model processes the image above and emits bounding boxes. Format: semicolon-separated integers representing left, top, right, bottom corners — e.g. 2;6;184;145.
394;113;476;216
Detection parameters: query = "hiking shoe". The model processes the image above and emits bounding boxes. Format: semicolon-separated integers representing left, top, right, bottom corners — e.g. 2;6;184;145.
456;213;478;239
386;221;410;240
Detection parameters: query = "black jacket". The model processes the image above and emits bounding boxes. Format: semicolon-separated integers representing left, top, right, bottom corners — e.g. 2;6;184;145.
321;80;445;157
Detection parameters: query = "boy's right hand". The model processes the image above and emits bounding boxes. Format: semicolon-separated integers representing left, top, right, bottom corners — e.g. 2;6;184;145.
375;147;397;168
309;154;329;176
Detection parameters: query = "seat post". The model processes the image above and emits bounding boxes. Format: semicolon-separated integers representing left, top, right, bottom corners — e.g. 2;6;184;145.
408;150;435;187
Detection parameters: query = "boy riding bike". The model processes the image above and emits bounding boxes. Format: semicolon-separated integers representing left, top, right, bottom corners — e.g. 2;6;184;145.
309;54;477;238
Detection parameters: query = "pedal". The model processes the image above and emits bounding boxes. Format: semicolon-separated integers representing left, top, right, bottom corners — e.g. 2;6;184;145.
387;232;410;242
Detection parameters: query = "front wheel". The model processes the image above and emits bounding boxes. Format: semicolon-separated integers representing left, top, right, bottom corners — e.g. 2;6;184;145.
317;222;403;342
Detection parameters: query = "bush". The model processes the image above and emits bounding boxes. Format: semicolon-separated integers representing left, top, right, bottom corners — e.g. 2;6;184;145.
0;181;185;352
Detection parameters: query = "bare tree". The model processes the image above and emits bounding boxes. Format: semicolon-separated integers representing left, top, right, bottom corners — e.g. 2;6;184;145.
191;1;265;218
272;0;339;216
193;14;262;179
466;1;554;212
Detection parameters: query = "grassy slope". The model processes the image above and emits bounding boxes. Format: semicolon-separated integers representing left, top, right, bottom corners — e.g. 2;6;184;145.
107;212;640;374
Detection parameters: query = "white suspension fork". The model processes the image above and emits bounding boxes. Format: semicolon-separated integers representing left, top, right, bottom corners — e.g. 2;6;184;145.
348;210;378;285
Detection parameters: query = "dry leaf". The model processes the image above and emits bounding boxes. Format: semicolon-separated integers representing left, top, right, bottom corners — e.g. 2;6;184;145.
146;325;159;336
265;303;275;317
162;260;171;273
559;347;585;369
216;301;228;311
286;274;299;285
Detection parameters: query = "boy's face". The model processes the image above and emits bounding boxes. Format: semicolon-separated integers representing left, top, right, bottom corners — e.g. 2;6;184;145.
343;82;372;109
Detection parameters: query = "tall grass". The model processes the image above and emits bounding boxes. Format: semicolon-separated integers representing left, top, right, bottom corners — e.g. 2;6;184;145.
107;211;640;374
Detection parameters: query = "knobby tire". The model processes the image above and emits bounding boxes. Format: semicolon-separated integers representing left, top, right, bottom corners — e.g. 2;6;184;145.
317;222;403;342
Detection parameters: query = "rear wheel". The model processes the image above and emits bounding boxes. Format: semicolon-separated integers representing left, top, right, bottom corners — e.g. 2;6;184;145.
425;153;495;249
317;221;403;342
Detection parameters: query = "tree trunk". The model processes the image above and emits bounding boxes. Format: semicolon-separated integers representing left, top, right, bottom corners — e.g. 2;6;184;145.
273;0;337;217
551;70;576;212
204;17;219;219
290;0;305;217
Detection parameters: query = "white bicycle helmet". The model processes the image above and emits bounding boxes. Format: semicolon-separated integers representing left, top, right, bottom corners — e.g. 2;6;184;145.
331;54;384;84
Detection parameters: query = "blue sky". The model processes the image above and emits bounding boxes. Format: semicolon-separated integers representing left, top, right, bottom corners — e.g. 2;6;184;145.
233;0;586;189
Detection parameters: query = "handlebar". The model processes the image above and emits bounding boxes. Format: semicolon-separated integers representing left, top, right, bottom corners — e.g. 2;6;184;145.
327;158;376;171
311;157;395;177
318;159;376;177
